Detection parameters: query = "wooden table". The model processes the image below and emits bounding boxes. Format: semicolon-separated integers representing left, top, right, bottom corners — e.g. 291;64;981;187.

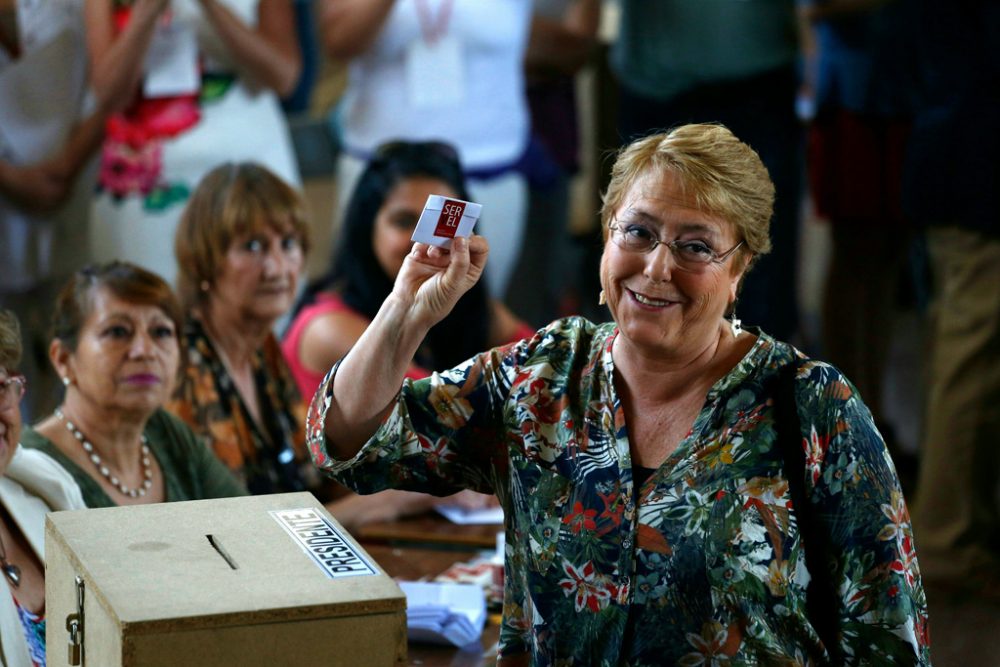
357;512;502;550
364;544;501;667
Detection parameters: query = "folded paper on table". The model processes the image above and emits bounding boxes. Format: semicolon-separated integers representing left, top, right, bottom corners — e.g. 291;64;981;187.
399;581;486;647
434;504;504;525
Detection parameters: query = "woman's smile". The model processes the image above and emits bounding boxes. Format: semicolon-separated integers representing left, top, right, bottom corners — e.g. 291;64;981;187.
626;288;684;310
601;169;745;359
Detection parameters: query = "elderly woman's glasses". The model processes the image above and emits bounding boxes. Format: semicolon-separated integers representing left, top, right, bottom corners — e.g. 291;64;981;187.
608;221;744;271
0;375;26;411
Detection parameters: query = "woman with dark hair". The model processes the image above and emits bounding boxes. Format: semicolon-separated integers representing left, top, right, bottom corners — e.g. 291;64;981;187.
284;141;531;400
22;262;246;508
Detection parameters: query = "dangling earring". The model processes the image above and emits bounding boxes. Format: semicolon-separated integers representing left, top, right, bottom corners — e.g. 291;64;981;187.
729;316;742;338
598;290;606;305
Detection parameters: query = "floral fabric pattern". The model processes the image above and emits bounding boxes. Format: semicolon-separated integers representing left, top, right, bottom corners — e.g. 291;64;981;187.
307;317;931;666
97;4;202;208
169;317;311;495
14;596;45;667
97;3;243;211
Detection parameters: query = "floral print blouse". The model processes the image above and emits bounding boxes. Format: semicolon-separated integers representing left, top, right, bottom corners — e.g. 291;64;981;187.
169;317;313;496
307;318;931;666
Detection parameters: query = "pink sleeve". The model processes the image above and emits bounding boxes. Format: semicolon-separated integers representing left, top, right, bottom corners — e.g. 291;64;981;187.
404;364;431;381
509;322;537;344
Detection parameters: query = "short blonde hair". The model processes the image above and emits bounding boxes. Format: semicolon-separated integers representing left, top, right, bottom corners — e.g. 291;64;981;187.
0;310;22;371
601;124;774;266
175;162;311;309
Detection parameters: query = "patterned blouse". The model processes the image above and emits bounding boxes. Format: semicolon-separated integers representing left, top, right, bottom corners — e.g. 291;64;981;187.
307;318;931;666
14;596;45;667
169;317;313;495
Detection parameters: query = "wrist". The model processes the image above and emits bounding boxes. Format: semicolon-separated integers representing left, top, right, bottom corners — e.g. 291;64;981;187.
377;292;435;365
381;291;430;338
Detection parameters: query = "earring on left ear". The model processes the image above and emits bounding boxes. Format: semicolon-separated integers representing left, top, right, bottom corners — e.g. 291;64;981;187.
729;315;743;338
200;280;211;292
599;290;606;306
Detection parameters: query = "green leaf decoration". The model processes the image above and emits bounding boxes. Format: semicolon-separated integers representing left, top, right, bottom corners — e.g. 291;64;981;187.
200;74;237;105
143;183;191;212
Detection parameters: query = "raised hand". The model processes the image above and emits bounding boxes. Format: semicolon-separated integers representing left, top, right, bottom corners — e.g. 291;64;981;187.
128;0;171;28
321;234;489;458
392;235;489;331
135;0;171;16
85;0;172;113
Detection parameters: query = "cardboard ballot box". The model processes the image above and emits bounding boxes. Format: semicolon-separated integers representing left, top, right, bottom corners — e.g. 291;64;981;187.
45;492;406;666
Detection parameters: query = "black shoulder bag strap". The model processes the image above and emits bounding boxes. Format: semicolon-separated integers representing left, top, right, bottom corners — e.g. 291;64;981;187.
772;360;841;661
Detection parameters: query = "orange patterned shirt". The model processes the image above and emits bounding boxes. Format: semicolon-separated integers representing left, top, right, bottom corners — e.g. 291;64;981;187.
168;317;313;495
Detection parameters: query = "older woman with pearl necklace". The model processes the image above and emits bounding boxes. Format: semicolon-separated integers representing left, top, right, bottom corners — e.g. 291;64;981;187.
23;262;246;508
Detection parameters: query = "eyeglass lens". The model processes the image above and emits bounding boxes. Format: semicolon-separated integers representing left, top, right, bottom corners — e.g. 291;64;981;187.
610;222;741;268
0;377;25;408
610;225;704;265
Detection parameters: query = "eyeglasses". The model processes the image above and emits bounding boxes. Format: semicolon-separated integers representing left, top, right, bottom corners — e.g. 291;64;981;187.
608;221;745;271
0;375;26;411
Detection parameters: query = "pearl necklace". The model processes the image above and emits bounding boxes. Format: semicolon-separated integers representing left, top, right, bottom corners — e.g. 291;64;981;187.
55;408;154;498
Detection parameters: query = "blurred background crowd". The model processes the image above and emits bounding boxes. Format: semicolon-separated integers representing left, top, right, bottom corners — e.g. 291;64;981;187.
1;0;998;663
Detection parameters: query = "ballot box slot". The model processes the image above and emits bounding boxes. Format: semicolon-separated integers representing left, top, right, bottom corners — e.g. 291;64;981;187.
206;534;239;570
46;493;408;666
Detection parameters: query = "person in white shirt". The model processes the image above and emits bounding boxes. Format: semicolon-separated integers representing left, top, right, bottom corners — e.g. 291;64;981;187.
0;0;117;418
320;0;534;299
0;309;86;667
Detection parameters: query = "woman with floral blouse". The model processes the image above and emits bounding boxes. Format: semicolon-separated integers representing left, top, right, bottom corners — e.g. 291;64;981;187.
306;124;931;665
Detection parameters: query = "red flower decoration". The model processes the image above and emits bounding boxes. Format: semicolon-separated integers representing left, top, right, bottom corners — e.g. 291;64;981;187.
99;138;163;197
99;4;201;198
563;501;597;534
558;560;614;613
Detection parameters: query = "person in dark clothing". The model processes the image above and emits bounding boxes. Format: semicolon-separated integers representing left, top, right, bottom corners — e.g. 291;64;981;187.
906;0;1000;601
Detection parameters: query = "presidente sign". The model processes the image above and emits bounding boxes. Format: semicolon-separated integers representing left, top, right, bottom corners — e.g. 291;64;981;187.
270;507;377;579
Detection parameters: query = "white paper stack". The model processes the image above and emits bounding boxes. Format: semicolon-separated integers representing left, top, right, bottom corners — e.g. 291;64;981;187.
434;504;504;525
398;581;487;648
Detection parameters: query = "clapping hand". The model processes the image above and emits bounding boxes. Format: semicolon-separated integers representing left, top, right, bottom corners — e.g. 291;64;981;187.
131;0;171;23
